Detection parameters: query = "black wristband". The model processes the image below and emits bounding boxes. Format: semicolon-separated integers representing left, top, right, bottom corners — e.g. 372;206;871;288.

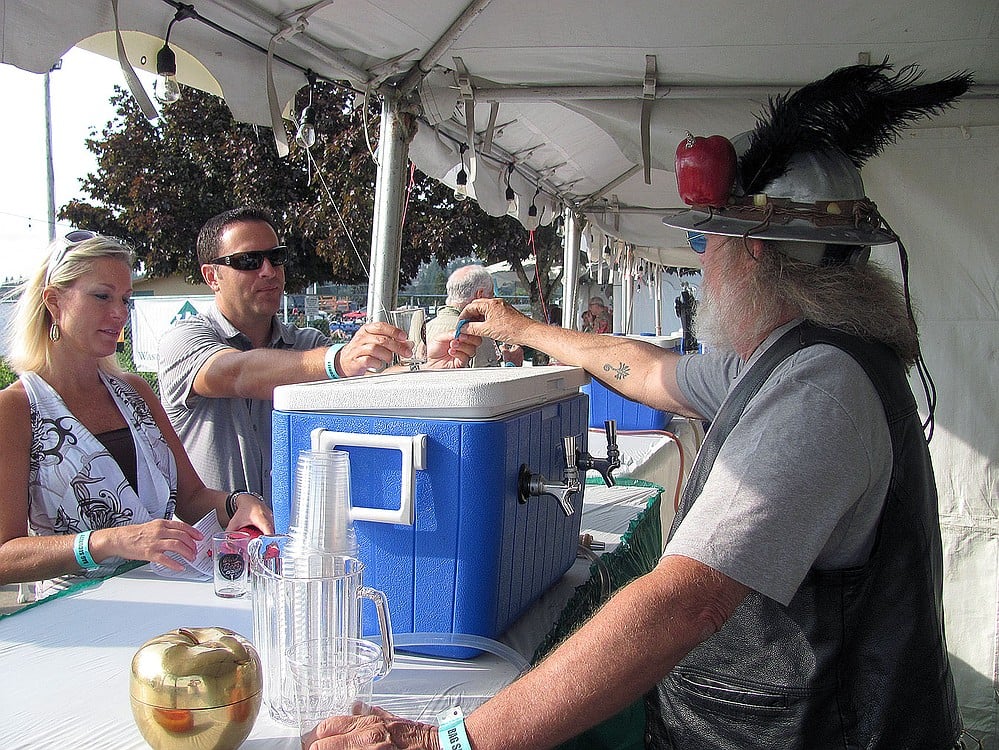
225;490;264;522
225;490;243;521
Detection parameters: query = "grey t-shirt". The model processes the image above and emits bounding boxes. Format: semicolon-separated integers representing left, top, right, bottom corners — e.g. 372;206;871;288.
666;321;892;606
157;304;329;501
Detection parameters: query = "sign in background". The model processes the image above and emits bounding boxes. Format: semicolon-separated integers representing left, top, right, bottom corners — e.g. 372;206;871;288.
130;296;214;372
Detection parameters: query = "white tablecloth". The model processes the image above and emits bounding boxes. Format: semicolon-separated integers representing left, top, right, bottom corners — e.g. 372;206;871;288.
590;416;704;537
0;483;664;749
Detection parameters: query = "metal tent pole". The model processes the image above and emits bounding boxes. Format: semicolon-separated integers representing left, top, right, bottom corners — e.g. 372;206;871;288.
654;268;663;336
562;210;582;330
44;69;57;242
365;95;412;322
622;246;634;335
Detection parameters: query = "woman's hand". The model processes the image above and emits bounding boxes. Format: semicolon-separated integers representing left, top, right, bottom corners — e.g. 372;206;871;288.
91;519;202;571
226;493;274;535
425;331;482;369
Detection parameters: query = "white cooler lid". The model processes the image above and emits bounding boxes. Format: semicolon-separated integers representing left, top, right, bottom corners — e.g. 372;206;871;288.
273;365;589;419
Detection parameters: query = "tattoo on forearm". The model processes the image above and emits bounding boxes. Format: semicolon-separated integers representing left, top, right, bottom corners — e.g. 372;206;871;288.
603;362;630;380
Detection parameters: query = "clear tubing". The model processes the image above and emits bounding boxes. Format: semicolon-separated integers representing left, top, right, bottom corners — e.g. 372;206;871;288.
392;633;530;675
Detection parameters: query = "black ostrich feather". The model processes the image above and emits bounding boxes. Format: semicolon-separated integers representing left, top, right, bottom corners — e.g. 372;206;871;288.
740;59;973;195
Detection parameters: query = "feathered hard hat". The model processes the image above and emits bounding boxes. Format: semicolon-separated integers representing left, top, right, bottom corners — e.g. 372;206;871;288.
663;59;973;249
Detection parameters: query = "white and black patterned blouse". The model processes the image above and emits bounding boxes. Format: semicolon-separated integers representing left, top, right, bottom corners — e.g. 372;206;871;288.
22;371;178;589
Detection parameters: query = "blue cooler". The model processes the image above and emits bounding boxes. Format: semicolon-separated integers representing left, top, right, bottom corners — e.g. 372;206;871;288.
582;380;673;431
271;366;589;656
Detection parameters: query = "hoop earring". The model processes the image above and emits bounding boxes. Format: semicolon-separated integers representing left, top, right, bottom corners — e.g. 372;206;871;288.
49;323;61;342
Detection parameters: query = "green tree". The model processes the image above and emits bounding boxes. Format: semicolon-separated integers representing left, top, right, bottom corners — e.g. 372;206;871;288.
59;82;564;317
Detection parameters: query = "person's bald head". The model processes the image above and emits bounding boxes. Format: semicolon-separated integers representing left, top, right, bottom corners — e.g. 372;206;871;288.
446;265;495;309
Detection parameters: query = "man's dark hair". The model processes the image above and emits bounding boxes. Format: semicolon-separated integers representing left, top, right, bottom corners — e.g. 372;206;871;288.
196;207;278;265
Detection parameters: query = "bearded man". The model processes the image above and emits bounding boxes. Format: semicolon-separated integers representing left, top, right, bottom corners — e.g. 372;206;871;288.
302;60;970;750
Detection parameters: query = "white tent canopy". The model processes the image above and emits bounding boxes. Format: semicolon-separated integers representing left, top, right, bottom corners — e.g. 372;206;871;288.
3;0;998;743
4;1;996;253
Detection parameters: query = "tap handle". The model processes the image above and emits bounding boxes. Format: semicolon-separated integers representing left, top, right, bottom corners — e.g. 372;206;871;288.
603;420;618;449
562;435;577;469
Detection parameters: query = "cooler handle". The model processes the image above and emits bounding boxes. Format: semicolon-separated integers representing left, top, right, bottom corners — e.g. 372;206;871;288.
310;428;426;526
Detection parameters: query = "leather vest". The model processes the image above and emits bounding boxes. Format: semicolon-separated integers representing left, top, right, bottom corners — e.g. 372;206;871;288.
645;323;961;749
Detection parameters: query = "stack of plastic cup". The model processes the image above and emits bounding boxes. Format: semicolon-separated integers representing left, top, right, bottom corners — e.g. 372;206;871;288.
287;449;357;563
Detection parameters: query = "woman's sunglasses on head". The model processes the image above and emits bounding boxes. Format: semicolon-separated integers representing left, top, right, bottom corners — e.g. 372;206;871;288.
44;229;100;287
209;246;288;271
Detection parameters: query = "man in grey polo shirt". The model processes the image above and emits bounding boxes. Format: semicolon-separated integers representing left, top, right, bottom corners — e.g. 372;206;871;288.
157;207;478;500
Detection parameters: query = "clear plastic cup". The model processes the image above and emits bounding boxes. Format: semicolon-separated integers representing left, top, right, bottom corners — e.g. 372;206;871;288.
287;637;389;744
389;307;427;369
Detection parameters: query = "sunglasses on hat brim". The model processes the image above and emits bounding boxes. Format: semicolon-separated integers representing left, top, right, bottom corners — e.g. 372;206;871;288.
686;232;707;254
208;246;288;271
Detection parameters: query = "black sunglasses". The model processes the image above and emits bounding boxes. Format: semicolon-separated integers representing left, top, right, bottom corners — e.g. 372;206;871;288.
209;245;288;271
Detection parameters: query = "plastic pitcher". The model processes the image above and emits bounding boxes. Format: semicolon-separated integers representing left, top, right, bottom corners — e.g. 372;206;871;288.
249;536;393;725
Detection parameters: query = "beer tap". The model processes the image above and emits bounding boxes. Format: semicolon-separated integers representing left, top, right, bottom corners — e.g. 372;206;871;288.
576;420;620;487
518;435;582;516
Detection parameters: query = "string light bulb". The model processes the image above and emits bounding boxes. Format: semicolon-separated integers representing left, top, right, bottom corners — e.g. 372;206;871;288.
454;143;469;201
505;163;517;213
296;70;319;148
528;185;541;218
155;6;195;104
155;44;181;103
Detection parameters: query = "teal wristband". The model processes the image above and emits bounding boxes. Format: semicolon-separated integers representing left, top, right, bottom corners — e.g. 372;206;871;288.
73;531;99;570
437;706;472;750
324;344;346;380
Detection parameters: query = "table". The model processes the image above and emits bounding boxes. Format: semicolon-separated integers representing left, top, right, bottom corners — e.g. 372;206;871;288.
0;482;663;749
594;415;704;533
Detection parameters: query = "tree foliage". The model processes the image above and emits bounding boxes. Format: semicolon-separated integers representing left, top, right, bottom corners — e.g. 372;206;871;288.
59;82;564;316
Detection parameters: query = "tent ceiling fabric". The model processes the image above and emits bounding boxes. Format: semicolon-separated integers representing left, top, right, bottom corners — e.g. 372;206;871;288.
2;0;997;260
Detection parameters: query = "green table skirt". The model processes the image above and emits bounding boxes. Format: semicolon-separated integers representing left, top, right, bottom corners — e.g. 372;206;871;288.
534;478;665;750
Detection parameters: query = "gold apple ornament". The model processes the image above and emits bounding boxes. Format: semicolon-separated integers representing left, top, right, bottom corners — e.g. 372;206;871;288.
130;627;262;750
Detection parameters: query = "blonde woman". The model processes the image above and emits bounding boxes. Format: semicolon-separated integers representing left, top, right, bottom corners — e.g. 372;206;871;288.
0;232;272;595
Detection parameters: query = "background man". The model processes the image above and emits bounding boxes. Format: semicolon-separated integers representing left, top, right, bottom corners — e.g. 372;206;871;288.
581;295;612;334
303;60;968;750
425;264;521;367
158;207;477;499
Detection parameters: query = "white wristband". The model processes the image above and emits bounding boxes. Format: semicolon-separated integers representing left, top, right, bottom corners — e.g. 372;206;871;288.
437;706;472;750
325;343;346;380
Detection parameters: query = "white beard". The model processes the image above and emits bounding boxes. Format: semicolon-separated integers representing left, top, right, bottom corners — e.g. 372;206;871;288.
693;284;739;353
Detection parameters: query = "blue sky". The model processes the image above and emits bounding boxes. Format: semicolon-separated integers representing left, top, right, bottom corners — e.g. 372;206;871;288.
0;48;156;282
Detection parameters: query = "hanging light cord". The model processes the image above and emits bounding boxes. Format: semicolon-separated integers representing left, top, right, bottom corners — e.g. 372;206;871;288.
400;161;417;228
361;86;379;163
163;4;196;47
525;229;551;324
881;216;937;442
301;145;370;277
